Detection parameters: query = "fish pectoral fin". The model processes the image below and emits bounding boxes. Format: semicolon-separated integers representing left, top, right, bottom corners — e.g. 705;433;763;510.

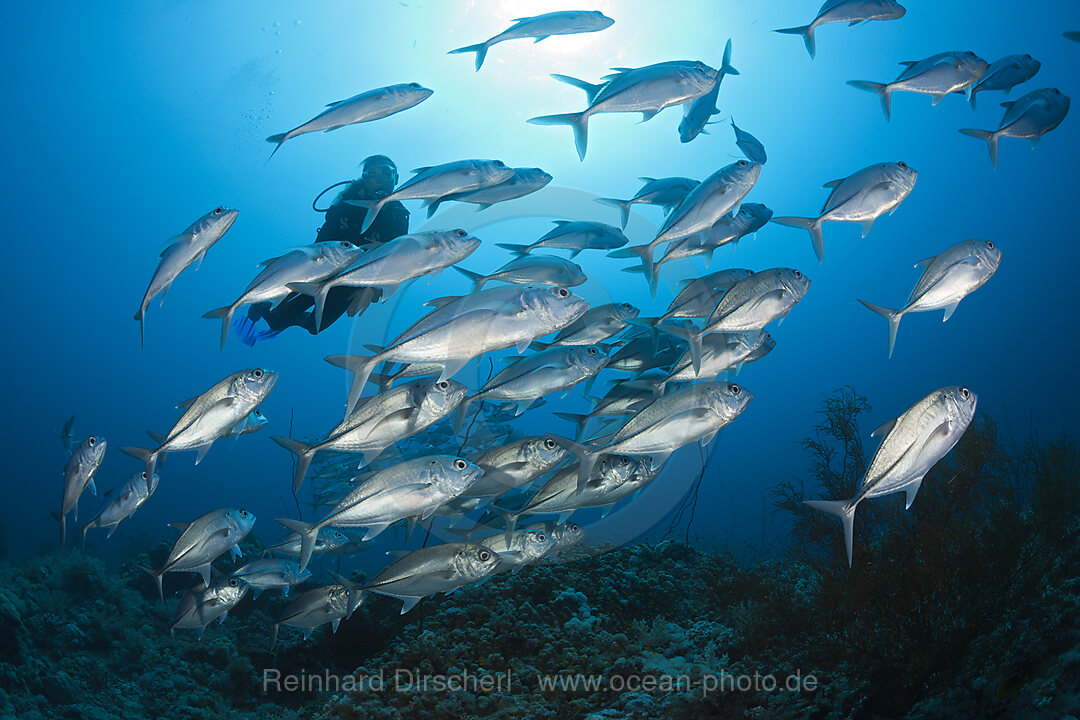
871;417;898;439
903;477;925;509
88;478;97;495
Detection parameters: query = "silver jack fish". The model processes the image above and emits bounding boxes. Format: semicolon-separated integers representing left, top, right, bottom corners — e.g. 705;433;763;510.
804;386;978;566
135;206;238;346
959;88;1070;168
265;83;433;159
776;0;906;59
170;575;249;638
263;571;364;649
968;54;1041;110
679;40;739;143
455;255;587;292
143;507;256;602
278;455;483;572
466;437;568;499
448;10;614;71
229;558;311;598
773;161;917;262
425;167;553;217
496;220;628;257
121;368;278;480
58;435;107;546
859;239;1002;358
848;51;988;120
80;471;159;547
362;542;502;614
596;176;699;230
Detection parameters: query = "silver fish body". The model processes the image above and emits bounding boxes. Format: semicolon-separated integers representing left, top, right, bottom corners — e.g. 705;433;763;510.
59;435;107;545
448;10;614;71
776;0;906;59
147;508;256;600
859;239;1002;357
456;255;587;292
170;575;249;637
960;88;1070;168
81;471;159;545
363;542;502;613
267;572;364;648
230;558;311;595
849;51;988;119
427;167;553;216
497;220;628;256
969;54;1041;109
468;437;568;498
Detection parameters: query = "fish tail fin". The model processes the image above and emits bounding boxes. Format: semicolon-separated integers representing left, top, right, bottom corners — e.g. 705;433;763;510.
527;111;590;161
201;305;237;350
958;128;998;169
847;80;892;120
270;437;315;493
489;505;518;548
324;353;379;414
803;499;857;567
772;215;825;263
276;518;320;573
545;434;598;494
857;299;902;358
448;41;491;72
720;38;739;76
265;132;289;161
594;197;631;229
775;24;816;59
119;446;158;482
968;88;979;111
550;73;606;104
453;266;486;293
553;411;590;441
287;281;332;333
138;564;166;604
133;306;146;347
610;243;658;296
354;198;385;234
495;242;532;256
654;323;704;375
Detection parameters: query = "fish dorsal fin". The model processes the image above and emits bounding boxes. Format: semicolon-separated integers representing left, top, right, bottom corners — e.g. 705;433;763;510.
871;417;897;438
257;255;283;267
914;255;936;269
424;296;457;309
638;176;656;184
1000;100;1015;111
175;396;199;410
168;520;191;532
551;220;572;226
411;166;432;174
386;550;412;559
325;99;346;107
822;179;845;189
898;60;918;67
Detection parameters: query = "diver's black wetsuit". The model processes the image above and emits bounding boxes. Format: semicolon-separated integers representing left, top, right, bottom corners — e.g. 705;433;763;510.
246;186;410;336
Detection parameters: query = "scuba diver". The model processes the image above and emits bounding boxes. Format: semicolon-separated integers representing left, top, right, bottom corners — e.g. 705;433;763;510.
234;154;410;345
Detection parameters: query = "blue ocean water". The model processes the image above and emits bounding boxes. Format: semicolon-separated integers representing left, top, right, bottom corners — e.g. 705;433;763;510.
3;4;1080;713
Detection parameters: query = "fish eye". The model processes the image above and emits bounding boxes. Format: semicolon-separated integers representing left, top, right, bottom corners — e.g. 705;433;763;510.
792;269;803;279
588;347;598;354
454;459;467;470
537;534;547;542
229;578;239;587
141;471;147;479
88;437;96;446
455;229;467;237
239;509;250;517
557;288;569;297
335;531;346;540
898;161;909;170
253;369;263;378
544;438;557;449
436;380;449;390
409;82;420;87
494;160;505;166
340;241;352;248
961;387;970;399
213;206;224;214
730;384;741;395
736;160;749;168
986;241;994;249
479;550;491;561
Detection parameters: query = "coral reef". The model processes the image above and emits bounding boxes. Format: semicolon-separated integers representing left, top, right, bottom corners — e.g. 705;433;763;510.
2;391;1078;719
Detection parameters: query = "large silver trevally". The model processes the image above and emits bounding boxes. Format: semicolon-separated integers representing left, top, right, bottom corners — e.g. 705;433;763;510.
324;285;590;412
968;54;1041;110
514;454;639;524
287;229;482;331
143;507;256;602
679;40;739;143
58;435;107;546
959;88;1070;168
660;269;756;321
426;167;553;217
265;83;433;159
458;346;609;422
466;437;568;499
642;203;772;279
528;60;719;160
550;381;752;491
121;368;278;480
448;10;614;71
229;558;311;598
362;542;502;613
849;51;988;120
545;303;639;347
468;529;557;574
351;159;515;234
135;206;238;346
224;408;268;438
859;239;1003;358
496;220;628;256
265;571;364;649
455;255;587;292
272;378;467;491
80;471;159;547
279;455;483;572
805;386;978;566
553;382;655;440
772;161;917;262
658;331;775;392
596;176;699;230
731;119;768;164
203;240;364;348
264;528;360;558
776;0;906;59
169;575;249;638
627;160;761;297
